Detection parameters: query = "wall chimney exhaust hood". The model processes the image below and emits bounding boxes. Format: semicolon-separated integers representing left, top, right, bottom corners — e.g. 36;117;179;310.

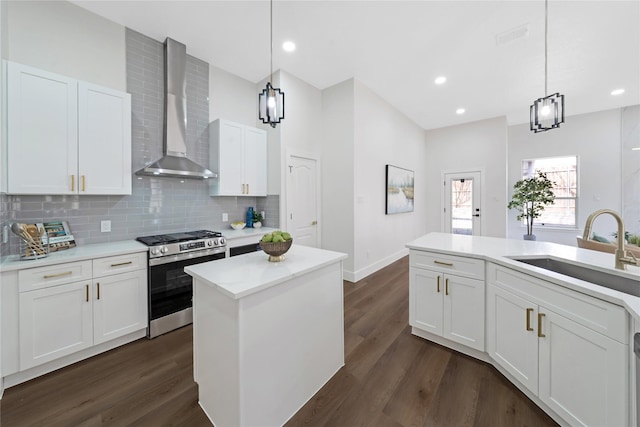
136;38;215;179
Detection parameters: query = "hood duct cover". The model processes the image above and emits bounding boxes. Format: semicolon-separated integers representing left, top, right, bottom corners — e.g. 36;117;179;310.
136;38;215;179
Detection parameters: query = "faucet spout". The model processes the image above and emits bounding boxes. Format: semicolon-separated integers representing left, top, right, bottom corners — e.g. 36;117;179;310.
583;209;640;270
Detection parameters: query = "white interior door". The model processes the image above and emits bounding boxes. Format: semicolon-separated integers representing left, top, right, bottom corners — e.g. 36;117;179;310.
287;155;319;247
443;171;482;235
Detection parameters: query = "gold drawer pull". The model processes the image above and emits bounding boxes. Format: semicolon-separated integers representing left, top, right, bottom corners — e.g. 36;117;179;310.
110;261;133;267
526;308;534;331
71;174;75;192
44;271;72;279
436;275;440;293
445;278;449;295
538;313;546;338
81;175;86;192
434;260;454;267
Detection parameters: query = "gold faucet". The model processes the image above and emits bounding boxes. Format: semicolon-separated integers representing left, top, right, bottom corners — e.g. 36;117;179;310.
583;209;640;270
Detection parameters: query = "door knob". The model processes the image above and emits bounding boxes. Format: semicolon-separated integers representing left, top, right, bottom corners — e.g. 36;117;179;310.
312;220;317;225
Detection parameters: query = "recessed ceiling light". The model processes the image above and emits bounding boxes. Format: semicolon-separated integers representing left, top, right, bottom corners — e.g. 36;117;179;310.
611;88;625;96
434;76;446;85
282;41;296;52
456;108;465;115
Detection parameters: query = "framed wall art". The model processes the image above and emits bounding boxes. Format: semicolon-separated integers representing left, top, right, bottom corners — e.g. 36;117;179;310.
385;165;414;214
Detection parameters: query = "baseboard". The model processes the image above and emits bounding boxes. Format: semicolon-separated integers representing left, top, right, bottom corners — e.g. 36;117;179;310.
3;329;146;390
343;248;409;283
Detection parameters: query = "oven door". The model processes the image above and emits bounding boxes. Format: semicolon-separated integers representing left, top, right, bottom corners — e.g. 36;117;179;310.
148;251;225;322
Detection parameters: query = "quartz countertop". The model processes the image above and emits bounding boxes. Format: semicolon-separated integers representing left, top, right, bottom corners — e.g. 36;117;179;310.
0;240;148;273
185;244;348;299
407;232;640;321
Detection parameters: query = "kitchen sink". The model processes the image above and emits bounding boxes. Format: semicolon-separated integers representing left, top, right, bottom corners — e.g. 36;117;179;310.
512;257;640;297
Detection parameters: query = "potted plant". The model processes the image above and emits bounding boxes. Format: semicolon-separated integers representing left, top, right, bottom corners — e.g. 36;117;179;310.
252;211;264;229
507;170;555;240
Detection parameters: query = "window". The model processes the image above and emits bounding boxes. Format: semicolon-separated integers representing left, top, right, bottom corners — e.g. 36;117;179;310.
521;156;577;227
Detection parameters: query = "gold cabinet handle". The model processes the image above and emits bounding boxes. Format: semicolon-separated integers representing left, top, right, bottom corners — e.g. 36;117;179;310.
436;275;440;293
71;174;75;192
312;220;318;225
247;183;249;194
110;261;133;267
81;175;86;192
445;278;449;295
97;282;100;300
526;308;534;331
434;260;453;267
85;284;89;302
44;271;72;279
538;313;546;338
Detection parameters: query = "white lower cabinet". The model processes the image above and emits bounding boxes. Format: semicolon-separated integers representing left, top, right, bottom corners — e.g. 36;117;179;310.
409;251;485;351
487;263;628;427
19;281;93;370
17;253;147;371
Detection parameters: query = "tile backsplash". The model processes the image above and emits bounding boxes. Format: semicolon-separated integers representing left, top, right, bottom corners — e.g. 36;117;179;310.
0;28;277;257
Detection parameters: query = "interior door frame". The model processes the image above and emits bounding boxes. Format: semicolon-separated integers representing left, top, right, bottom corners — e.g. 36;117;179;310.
285;148;322;247
441;169;484;236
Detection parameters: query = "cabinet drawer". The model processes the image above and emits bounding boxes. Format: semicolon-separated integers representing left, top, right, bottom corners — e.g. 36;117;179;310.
18;261;92;292
93;252;147;278
410;251;484;280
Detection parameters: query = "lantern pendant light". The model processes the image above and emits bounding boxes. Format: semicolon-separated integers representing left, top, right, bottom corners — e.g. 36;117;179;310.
259;0;285;128
530;0;564;133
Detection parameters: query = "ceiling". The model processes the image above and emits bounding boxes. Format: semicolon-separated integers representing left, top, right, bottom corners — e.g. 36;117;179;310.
71;0;640;130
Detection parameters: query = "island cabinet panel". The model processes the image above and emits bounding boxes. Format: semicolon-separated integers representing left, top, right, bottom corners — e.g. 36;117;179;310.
409;251;485;351
189;247;346;427
487;263;629;427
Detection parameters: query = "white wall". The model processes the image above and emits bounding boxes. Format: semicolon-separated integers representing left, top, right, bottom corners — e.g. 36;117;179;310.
6;1;126;91
321;79;355;276
507;109;623;245
622;105;640;235
351;80;428;281
209;66;256;126
424;117;508;238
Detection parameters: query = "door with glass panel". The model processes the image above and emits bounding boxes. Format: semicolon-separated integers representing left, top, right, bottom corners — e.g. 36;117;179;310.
444;172;481;236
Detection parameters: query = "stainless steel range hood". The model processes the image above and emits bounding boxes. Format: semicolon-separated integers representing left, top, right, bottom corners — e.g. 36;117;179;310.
136;38;215;179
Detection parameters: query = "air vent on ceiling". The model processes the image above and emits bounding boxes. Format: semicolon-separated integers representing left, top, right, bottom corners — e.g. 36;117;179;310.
496;24;529;46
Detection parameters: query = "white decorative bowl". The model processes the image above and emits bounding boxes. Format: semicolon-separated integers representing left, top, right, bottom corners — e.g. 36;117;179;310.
231;222;246;230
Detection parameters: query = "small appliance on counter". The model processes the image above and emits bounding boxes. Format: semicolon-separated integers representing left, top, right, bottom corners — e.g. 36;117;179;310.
136;230;227;338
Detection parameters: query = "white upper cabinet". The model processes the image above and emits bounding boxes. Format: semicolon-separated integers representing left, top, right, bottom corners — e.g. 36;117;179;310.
5;61;132;195
209;119;267;197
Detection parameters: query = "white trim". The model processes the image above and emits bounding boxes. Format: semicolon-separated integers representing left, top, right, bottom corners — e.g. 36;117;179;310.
343;247;408;283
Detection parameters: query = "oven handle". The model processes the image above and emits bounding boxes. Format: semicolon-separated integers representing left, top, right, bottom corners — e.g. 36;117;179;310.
149;248;226;266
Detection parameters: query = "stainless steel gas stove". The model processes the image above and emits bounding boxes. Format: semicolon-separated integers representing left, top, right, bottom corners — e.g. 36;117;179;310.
136;230;226;338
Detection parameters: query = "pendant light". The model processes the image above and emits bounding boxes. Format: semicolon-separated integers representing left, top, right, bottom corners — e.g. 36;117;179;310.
258;0;285;128
530;0;564;133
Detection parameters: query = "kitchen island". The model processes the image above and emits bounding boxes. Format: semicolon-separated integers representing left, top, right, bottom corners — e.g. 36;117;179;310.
185;244;347;427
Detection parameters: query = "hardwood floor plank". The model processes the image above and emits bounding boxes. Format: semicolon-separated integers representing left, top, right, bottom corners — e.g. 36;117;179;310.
1;256;558;427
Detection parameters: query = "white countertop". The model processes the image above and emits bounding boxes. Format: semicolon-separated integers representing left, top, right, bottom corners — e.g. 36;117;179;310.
407;232;640;320
0;240;148;272
222;226;277;241
185;244;348;299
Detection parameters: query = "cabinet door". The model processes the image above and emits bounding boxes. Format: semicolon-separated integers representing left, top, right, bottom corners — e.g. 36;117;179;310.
538;309;628;427
7;62;78;194
19;281;93;370
243;126;267;196
486;284;539;393
442;275;485;351
78;82;132;195
93;270;147;345
409;268;443;335
215;120;245;195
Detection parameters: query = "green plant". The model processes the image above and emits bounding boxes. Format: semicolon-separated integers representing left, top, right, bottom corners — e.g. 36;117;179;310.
507;171;556;236
252;211;264;223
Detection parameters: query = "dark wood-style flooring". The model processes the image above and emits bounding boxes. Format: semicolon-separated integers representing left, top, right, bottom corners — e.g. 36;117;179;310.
1;256;558;426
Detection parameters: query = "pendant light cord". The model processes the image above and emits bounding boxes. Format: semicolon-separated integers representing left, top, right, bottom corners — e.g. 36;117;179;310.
270;0;274;85
544;0;548;96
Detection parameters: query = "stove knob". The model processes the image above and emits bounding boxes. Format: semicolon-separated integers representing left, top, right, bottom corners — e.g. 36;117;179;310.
150;247;159;255
213;238;219;245
219;237;226;245
207;240;213;247
160;246;169;254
